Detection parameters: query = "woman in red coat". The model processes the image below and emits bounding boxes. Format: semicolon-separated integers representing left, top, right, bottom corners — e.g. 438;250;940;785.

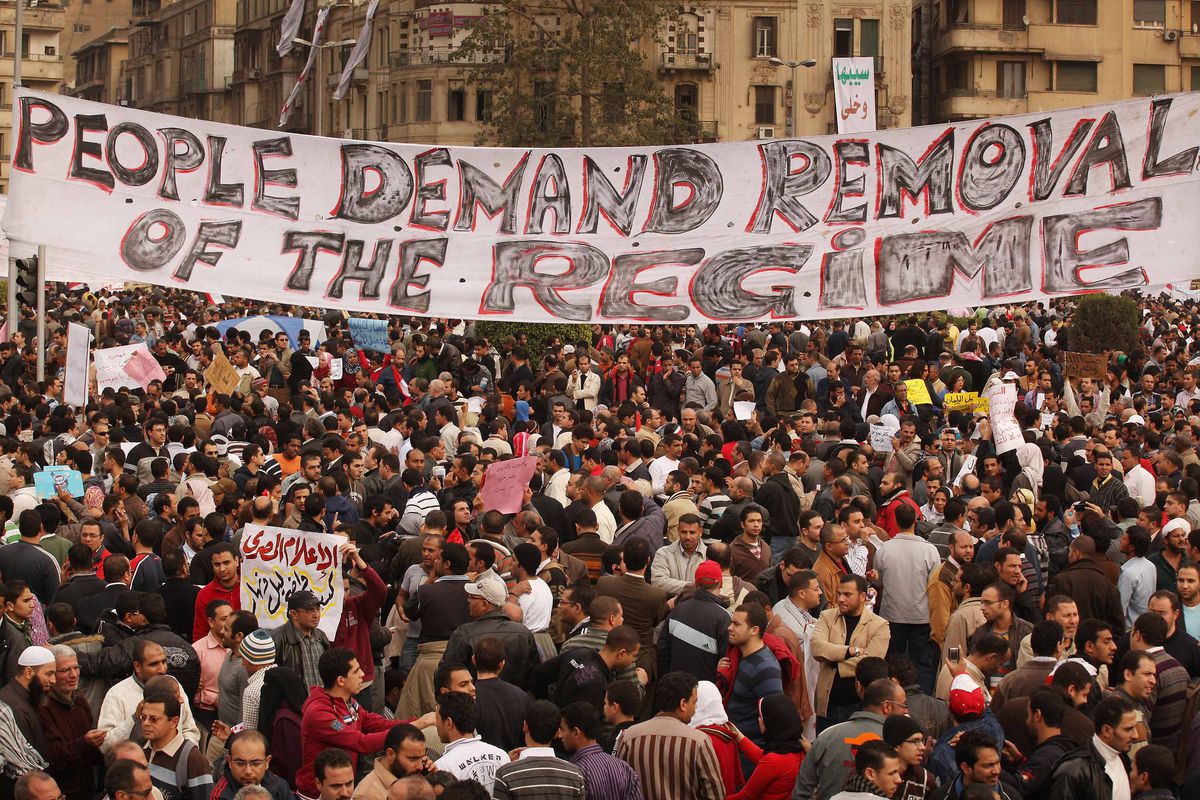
690;680;760;795
728;693;809;800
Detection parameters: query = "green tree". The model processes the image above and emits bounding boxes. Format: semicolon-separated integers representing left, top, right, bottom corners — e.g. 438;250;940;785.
1069;294;1141;355
474;321;592;355
455;0;693;147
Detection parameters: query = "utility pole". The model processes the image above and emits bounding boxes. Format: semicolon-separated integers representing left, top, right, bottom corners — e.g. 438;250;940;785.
768;56;817;137
6;0;23;341
35;245;45;381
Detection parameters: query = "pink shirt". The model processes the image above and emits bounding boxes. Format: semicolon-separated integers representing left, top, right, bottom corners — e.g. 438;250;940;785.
192;631;229;711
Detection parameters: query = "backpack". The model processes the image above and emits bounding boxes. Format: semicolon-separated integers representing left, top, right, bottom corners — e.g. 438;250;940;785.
173;737;198;797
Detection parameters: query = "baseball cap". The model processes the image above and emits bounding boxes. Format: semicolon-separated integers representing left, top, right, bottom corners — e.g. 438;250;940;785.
949;673;986;719
694;561;722;588
287;590;321;611
465;574;507;606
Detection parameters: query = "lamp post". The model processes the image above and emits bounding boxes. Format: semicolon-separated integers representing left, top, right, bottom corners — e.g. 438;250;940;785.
768;56;817;136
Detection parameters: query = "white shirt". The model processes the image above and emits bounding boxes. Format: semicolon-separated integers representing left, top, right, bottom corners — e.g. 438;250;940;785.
1092;734;1130;800
648;456;679;496
592;500;617;544
435;735;510;795
1123;464;1156;508
773;598;819;739
544;468;570;507
518;576;554;633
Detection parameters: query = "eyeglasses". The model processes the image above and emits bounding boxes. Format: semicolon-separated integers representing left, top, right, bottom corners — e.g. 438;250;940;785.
231;759;268;769
903;735;925;745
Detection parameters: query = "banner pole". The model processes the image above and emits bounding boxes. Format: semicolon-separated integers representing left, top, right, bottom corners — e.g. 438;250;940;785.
7;0;23;342
35;244;45;382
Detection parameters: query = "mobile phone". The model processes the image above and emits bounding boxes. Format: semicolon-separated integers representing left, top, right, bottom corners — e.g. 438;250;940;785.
948;646;961;663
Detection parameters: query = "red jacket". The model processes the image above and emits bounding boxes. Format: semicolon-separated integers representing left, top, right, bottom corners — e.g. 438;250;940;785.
295;687;395;797
698;723;756;795
333;565;386;681
728;746;803;800
876;491;922;537
193;581;240;642
717;632;812;726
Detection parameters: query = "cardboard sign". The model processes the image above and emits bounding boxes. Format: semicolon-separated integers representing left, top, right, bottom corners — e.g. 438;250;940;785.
944;391;979;412
204;350;240;395
905;379;932;406
239;524;344;639
480;455;539;514
1062;351;1109;381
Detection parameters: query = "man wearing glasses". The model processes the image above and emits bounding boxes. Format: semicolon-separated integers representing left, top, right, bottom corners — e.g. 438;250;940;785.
38;645;105;800
140;686;212;800
883;715;936;800
210;730;291;800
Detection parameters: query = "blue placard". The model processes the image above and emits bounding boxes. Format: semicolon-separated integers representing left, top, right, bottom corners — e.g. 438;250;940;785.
348;317;391;354
34;467;85;499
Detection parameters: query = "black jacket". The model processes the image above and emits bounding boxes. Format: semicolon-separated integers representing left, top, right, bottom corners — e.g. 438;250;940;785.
475;676;530;753
656;590;729;683
1013;733;1083;800
1044;559;1125;634
75;623;202;700
442;611;539;687
51;573;106;611
1048;741;1126;800
530;647;614;709
73;583;131;634
755;472;800;543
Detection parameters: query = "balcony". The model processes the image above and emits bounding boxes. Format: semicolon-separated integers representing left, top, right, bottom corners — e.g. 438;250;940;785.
660;51;714;72
326;67;368;86
1027;22;1100;60
934;22;1038;57
1180;33;1200;59
688;118;717;142
387;47;503;67
938;88;1028;120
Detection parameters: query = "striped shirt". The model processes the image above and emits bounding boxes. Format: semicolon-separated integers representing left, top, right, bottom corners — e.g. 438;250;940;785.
728;646;783;746
569;744;644;800
615;713;725;800
492;749;586;799
1146;646;1190;750
0;699;47;779
699;494;732;538
146;733;214;800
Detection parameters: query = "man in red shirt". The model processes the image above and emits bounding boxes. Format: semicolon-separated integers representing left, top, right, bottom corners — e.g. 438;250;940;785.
332;542;387;713
295;647;434;799
193;542;240;641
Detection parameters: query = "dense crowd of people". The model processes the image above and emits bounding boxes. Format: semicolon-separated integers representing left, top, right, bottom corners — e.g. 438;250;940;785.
0;286;1199;800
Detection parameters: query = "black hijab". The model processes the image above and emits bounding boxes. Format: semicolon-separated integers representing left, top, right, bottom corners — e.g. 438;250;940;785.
759;693;806;755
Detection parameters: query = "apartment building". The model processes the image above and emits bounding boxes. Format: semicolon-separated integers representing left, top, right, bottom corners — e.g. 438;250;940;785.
72;25;128;103
913;0;1200;124
61;0;133;88
0;0;66;190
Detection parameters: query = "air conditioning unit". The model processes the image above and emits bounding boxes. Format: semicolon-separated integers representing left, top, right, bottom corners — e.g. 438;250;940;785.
1165;29;1180;41
247;68;262;79
44;46;56;56
757;126;775;139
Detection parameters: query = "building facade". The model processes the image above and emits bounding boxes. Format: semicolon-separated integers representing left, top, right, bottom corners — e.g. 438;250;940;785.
913;0;1200;124
0;0;66;190
61;0;133;89
72;25;129;103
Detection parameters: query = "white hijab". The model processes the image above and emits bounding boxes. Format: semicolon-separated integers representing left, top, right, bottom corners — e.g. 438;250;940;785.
689;681;728;728
1016;442;1044;497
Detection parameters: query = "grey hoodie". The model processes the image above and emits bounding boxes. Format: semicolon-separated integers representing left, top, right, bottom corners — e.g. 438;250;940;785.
793;711;886;800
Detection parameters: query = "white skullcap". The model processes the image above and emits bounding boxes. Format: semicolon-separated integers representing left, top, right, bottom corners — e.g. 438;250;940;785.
17;646;55;667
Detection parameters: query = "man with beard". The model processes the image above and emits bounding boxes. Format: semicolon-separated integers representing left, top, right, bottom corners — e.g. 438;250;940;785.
209;730;293;800
0;645;56;761
349;723;431;800
37;645;106;800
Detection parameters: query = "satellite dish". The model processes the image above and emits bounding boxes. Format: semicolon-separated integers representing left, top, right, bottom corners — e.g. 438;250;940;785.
1022;15;1030;26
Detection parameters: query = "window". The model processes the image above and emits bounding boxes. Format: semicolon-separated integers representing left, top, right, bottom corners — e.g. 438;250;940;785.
534;80;556;135
834;18;853;58
1133;63;1165;95
0;31;7;54
475;90;492;121
1191;65;1200;90
1003;0;1026;29
415;79;431;121
752;17;776;58
1056;0;1097;24
1056;60;1097;91
0;82;6;106
861;19;881;73
678;13;700;54
398;83;407;123
1193;1;1200;32
948;60;969;91
754;85;776;125
947;0;968;23
1133;0;1166;27
601;83;624;124
447;87;465;121
998;61;1027;97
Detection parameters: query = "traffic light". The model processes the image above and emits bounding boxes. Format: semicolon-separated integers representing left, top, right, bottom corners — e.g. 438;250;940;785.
14;256;39;309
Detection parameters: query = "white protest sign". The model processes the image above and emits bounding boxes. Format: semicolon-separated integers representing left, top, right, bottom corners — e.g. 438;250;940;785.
953;454;977;488
8;90;1200;323
869;423;899;452
466;396;485;414
833;57;877;134
94;342;166;392
988;382;1022;455
733;401;756;421
329;358;343;381
64;322;90;406
240;524;344;639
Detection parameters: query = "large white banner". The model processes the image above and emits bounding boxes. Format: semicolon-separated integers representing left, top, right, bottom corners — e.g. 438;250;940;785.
239;524;344;639
833;57;876;134
93;342;166;392
7;89;1200;323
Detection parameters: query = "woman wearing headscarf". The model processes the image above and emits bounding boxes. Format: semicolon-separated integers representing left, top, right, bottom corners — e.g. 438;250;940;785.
1010;441;1044;501
689;680;753;794
728;692;808;800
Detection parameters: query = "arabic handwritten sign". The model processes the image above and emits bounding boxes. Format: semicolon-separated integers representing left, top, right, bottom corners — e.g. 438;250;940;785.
944;391;979;412
205;350;240;395
1062;351;1109;381
347;317;391;353
94;343;166;392
833;57;876;133
988;382;1022;455
904;379;932;406
480;455;539;514
239;524;344;639
869;423;899;453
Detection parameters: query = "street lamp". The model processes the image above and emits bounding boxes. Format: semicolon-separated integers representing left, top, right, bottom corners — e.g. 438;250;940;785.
768;57;817;136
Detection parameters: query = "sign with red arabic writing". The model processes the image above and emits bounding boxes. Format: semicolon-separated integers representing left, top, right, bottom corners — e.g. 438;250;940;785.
239;524;343;639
